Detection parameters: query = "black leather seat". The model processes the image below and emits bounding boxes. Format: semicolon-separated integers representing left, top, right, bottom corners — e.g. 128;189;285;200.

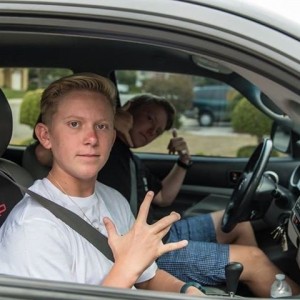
0;88;34;227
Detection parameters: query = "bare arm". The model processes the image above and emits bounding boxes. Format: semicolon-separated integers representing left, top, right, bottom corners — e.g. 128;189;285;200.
136;269;205;296
153;129;192;207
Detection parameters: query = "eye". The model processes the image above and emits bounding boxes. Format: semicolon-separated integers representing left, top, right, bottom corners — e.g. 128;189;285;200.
147;114;154;122
68;121;80;128
96;123;109;130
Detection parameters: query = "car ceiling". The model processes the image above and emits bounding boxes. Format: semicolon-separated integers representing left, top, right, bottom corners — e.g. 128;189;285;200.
0;32;229;80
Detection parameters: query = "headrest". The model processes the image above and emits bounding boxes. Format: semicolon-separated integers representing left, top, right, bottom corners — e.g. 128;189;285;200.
0;89;13;157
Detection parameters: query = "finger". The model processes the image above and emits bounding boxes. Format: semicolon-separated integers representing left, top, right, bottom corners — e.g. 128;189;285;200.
172;128;178;138
168;144;175;155
123;131;134;148
156;224;172;241
168;130;177;154
152;211;181;233
135;191;154;224
160;240;188;255
103;217;118;239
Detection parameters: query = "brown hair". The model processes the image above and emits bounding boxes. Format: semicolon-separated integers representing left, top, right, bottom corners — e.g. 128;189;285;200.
40;73;117;125
127;94;176;130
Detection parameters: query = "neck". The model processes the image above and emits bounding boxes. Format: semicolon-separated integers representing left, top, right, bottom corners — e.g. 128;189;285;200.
48;170;95;197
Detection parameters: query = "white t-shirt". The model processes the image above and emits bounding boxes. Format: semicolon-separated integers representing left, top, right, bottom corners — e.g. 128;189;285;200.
0;178;157;285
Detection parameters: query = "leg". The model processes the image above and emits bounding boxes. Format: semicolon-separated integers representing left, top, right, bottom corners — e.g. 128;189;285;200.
211;210;257;246
229;244;300;297
157;215;229;286
157;240;229;286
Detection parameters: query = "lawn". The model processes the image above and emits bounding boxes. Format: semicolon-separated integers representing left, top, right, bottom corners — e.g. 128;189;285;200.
135;130;257;157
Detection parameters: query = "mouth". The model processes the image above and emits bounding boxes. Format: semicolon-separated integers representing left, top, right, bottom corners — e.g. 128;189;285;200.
78;154;100;159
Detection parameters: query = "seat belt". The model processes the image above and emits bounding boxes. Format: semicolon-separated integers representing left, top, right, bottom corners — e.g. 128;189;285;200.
129;157;138;217
0;170;114;262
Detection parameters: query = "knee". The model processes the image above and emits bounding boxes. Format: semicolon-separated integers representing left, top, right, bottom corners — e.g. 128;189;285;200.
236;221;253;234
230;245;269;268
247;246;268;263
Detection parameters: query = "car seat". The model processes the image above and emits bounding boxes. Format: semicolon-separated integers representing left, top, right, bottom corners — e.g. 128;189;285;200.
0;88;34;227
22;141;51;180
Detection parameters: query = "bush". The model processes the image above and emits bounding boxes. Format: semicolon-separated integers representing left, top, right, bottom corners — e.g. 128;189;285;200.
20;89;43;129
231;98;272;143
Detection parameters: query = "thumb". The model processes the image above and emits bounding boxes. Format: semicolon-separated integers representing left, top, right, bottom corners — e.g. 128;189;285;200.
123;131;134;148
103;217;118;239
172;128;178;138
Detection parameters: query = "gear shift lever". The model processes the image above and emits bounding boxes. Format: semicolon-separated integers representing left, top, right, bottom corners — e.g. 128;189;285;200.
225;262;243;297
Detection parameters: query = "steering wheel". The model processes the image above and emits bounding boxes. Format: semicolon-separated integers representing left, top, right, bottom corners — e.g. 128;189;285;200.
222;138;273;233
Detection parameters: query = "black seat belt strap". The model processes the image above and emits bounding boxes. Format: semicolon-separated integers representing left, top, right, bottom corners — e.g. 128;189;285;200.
129;157;138;217
0;170;114;262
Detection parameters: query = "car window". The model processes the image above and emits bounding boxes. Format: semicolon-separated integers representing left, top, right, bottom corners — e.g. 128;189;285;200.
116;70;276;158
0;68;73;146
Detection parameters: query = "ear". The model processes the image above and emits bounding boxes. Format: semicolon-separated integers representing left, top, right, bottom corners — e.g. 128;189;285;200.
35;123;52;150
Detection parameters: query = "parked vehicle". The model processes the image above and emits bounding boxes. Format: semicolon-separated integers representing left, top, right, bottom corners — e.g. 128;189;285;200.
0;0;300;299
192;85;232;126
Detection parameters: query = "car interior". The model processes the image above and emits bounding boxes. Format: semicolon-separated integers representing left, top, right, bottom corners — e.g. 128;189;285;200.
0;6;300;297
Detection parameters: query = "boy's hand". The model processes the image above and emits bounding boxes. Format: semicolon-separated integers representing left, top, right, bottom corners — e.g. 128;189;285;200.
104;191;188;275
167;128;191;163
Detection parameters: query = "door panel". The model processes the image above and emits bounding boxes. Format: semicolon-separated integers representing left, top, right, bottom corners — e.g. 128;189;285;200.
138;153;298;221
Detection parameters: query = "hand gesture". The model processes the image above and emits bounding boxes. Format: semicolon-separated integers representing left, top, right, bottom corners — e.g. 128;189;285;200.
167;128;191;163
103;191;188;276
115;101;134;147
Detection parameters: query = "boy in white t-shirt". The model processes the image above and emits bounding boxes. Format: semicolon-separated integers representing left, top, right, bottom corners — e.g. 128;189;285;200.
0;73;204;295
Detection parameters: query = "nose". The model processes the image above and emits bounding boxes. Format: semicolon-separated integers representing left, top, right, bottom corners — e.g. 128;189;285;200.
84;127;98;146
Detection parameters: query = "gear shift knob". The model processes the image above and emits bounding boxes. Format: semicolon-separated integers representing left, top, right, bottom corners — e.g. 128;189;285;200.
225;262;243;297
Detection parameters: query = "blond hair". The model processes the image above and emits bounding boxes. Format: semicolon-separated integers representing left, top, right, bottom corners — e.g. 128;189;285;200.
40;73;117;125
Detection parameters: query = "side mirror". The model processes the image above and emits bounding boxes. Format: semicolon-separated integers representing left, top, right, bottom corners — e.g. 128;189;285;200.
271;122;291;153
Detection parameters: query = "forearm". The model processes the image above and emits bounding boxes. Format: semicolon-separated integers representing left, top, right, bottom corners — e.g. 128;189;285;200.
136;269;205;296
154;164;187;207
101;263;139;288
136;269;183;292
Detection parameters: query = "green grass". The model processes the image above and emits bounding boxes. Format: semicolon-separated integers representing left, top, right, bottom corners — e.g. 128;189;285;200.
133;130;258;157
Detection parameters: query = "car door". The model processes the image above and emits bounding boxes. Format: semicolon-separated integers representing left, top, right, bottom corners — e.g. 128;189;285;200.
139;150;298;221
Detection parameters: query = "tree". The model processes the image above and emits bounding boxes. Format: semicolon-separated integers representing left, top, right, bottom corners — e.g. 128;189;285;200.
142;74;193;114
116;70;137;91
28;68;72;90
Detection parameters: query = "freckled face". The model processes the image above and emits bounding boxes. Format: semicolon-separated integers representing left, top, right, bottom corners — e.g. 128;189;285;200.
129;103;168;148
47;90;116;181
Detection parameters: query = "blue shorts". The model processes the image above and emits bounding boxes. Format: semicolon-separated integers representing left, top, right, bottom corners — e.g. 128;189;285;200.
156;214;229;286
